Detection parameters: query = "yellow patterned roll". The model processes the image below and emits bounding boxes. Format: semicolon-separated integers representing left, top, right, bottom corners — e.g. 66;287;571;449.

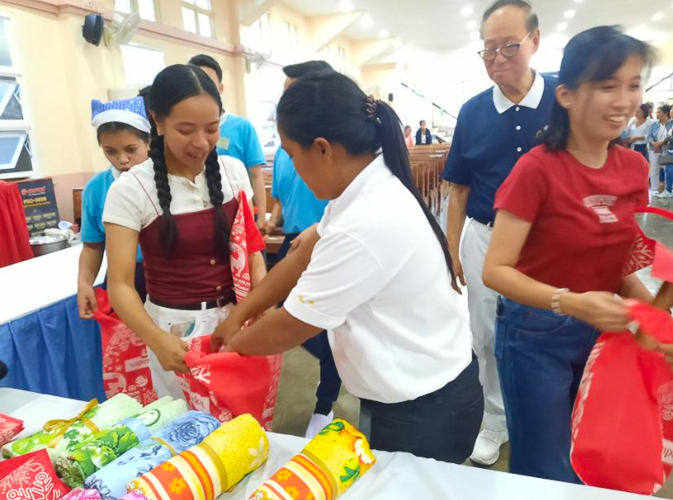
127;414;268;500
250;420;376;500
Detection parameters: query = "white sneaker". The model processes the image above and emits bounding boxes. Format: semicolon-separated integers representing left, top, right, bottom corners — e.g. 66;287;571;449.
655;191;673;198
470;429;508;466
304;411;334;439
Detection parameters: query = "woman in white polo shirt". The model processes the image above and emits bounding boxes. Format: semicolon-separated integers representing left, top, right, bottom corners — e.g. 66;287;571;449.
211;71;482;462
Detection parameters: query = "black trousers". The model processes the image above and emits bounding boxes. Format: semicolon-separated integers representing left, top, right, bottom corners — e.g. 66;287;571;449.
360;356;483;463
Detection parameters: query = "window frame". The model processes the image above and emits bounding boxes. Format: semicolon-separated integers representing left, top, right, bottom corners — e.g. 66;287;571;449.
181;0;215;38
0;13;36;180
114;0;160;23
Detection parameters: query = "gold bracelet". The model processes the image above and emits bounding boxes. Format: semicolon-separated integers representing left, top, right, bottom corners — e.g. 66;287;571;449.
551;288;569;315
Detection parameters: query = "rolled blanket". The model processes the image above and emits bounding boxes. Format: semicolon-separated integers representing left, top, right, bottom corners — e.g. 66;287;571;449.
249;420;376;500
57;399;189;488
127;414;269;500
59;489;103;500
1;394;142;460
85;411;220;500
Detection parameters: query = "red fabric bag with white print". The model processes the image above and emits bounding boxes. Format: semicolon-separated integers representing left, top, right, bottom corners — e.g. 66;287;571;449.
0;449;70;500
571;207;673;494
93;288;158;405
178;191;282;430
0;413;24;447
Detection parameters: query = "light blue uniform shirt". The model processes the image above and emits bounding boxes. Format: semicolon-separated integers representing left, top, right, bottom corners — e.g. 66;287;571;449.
82;166;142;261
271;148;327;234
216;112;266;168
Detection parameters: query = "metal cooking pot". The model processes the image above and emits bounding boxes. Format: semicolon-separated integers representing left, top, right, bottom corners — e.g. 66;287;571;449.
29;234;69;257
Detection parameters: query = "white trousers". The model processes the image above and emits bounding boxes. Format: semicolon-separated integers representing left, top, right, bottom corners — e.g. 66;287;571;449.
461;219;507;433
144;300;228;400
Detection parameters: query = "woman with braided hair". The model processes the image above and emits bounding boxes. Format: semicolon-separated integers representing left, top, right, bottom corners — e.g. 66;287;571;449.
103;64;266;398
210;71;482;462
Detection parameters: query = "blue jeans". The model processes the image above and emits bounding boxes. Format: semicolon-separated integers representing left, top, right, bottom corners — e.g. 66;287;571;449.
666;163;673;193
361;356;483;463
495;297;599;483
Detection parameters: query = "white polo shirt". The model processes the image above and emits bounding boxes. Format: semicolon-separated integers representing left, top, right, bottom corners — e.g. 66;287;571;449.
285;155;473;404
103;156;252;231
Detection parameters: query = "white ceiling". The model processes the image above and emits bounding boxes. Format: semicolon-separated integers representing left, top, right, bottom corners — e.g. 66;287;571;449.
282;0;673;61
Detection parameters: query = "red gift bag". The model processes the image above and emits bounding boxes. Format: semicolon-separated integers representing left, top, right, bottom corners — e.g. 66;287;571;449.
177;335;280;429
177;191;281;430
571;302;673;494
0;449;70;500
0;413;24;447
93;289;157;405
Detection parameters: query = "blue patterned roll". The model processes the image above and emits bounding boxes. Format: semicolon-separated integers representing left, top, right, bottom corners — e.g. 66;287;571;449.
84;411;219;500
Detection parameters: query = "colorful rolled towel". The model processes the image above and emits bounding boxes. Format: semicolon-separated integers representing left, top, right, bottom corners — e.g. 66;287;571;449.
59;488;103;500
249;420;376;500
1;394;142;461
57;398;189;488
127;414;269;500
85;411;220;500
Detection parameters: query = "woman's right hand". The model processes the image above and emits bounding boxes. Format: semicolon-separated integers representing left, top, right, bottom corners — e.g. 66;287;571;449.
150;334;189;374
77;283;98;319
561;291;630;332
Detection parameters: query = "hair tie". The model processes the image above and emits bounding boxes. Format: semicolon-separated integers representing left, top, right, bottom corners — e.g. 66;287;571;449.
366;95;379;121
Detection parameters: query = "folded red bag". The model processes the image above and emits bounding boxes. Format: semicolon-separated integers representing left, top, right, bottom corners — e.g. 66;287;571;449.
93;288;157;405
0;413;24;447
571;301;673;494
177;334;279;429
0;449;70;499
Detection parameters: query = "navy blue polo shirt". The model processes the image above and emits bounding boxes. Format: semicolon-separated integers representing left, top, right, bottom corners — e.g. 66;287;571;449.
443;71;556;224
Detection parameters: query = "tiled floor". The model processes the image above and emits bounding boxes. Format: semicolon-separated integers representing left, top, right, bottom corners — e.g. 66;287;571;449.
270;195;673;498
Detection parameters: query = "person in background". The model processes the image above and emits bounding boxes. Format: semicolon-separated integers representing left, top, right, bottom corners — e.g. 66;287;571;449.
211;70;482;463
625;103;653;162
189;54;267;230
268;60;342;438
416;120;432;145
103;65;267;398
442;0;556;466
483;26;653;482
647;104;672;196
404;125;414;147
78;97;150;319
646;101;654;119
654;106;673;199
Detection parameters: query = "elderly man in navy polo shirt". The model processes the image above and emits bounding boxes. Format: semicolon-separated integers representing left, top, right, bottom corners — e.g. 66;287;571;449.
442;0;556;466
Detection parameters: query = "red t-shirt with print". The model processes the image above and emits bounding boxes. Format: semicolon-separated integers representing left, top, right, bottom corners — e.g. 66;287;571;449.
494;144;649;294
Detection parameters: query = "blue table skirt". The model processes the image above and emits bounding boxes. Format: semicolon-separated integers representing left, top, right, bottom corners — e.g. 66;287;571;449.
0;294;106;401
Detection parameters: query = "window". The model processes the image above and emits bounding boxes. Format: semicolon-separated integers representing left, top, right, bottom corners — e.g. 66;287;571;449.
121;44;165;87
114;0;158;23
283;21;298;45
182;0;214;38
0;17;34;179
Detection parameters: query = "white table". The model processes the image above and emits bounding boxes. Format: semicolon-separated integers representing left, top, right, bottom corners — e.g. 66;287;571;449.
0;245;106;324
0;389;648;500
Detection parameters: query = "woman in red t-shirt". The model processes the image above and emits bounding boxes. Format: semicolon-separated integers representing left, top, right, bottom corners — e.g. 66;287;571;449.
482;26;654;483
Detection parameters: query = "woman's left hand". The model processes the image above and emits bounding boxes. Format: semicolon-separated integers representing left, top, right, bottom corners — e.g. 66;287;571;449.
211;314;243;353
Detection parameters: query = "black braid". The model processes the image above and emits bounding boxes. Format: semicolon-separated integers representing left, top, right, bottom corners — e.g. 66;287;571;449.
149;132;178;253
204;148;231;257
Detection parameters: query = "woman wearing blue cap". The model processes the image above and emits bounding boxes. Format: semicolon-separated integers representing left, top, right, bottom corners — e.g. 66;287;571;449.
77;96;151;319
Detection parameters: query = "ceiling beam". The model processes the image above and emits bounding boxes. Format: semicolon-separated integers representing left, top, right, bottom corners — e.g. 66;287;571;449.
236;0;280;27
350;38;400;67
305;12;362;52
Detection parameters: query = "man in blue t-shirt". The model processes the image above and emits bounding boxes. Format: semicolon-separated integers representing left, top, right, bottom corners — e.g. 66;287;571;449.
270;60;341;439
442;0;556;467
189;54;267;229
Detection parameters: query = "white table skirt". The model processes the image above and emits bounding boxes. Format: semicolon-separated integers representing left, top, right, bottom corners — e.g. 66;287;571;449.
0;245;107;324
0;389;648;500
